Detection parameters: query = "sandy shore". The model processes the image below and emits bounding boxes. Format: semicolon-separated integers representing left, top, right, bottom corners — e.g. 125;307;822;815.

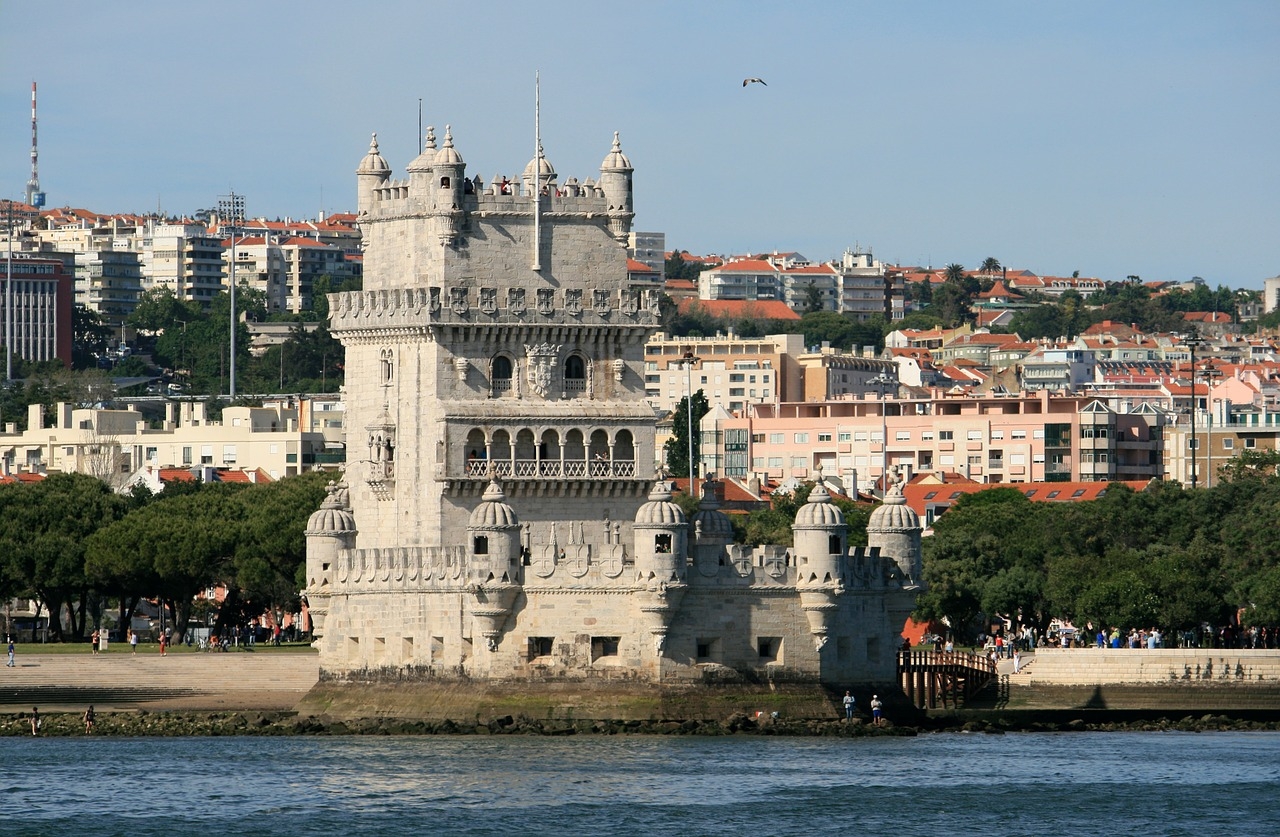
0;648;319;713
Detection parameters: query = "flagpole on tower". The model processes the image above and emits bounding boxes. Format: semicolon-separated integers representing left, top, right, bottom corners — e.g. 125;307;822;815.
531;72;542;272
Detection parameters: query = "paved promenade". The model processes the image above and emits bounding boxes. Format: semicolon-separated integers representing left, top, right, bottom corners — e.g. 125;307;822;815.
1;648;320;712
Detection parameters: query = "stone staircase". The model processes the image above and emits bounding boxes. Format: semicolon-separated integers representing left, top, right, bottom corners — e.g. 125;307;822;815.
0;649;319;712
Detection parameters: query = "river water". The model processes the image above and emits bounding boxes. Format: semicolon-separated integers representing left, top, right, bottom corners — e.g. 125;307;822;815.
3;732;1277;836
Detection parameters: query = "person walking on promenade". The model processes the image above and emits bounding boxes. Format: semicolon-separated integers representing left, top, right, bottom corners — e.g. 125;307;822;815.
130;629;138;655
30;706;39;736
159;632;167;657
870;695;884;726
84;705;95;734
6;635;13;667
843;690;856;721
91;628;99;656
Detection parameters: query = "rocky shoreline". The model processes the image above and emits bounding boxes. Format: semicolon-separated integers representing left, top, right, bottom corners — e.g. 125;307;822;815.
5;709;1280;738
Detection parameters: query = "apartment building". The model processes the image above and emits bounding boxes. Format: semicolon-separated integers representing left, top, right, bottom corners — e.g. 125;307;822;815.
0;255;73;366
644;331;804;415
142;222;225;304
701;390;1171;496
226;234;356;314
0;396;344;486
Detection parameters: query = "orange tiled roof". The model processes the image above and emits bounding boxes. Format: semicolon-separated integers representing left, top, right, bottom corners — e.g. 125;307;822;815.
677;298;801;321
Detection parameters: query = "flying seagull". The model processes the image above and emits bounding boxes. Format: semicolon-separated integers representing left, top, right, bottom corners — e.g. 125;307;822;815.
742;77;767;87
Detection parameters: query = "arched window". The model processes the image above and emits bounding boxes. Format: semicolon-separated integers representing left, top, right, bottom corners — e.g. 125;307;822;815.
473;536;489;555
440;176;451;189
492;355;513;393
564;354;586;393
380;348;395;386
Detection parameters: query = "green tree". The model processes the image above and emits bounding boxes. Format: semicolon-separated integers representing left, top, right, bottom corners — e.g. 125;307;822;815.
72;306;113;369
664;391;710;480
0;473;129;640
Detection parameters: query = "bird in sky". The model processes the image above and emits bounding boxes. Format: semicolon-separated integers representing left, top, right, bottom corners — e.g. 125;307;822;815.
742;77;767;87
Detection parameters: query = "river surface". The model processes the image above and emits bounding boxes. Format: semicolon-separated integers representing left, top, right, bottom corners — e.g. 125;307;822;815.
2;731;1277;836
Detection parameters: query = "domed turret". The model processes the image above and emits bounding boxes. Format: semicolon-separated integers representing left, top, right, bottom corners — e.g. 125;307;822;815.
692;479;733;542
792;467;847;582
305;482;358;641
522;141;556;194
433;126;466;243
634;481;687;581
867;466;923;585
598;131;634;242
406;126;437;198
465;480;523;653
356;133;391;216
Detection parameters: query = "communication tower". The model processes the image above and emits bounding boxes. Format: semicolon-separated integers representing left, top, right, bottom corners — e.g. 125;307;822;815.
25;82;45;208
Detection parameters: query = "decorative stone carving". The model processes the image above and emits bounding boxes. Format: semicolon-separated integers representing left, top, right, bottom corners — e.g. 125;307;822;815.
450;287;469;315
429;287;441;312
524;342;560;399
612;357;625;382
593;288;610;316
536;288;554;315
565;288;582;316
479;287;497;315
508;287;526;316
454;357;469;382
621;288;640;316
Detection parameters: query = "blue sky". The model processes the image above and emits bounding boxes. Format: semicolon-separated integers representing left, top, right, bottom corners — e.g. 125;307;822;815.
2;1;1276;287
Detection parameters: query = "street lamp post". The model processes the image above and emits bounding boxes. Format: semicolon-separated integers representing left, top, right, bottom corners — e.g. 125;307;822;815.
683;349;699;495
1184;334;1203;488
1200;363;1222;488
870;371;896;496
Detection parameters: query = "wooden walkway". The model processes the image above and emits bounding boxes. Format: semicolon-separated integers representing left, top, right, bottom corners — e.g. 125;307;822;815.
898;650;996;710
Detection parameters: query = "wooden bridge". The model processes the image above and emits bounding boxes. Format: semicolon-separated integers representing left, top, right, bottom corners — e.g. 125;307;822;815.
898;650;997;709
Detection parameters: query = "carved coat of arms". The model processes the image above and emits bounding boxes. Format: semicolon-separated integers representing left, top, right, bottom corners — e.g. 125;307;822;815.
565;288;582;315
508;287;526;316
536;288;554;315
524;343;560;398
479;287;497;315
450;287;469;315
593;289;610;316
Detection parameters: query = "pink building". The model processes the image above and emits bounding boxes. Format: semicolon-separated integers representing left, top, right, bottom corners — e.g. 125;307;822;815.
703;390;1170;496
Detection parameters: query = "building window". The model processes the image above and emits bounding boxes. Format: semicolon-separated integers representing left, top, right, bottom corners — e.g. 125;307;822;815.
757;637;781;663
492;355;513;392
794;433;809;444
1012;430;1027;439
1246;438;1257;449
896;431;911;441
592;636;620;660
818;433;832;442
838;432;851;442
967;430;982;441
696;638;719;661
939;431;953;441
655;533;672;553
769;433;784;444
528;637;554;659
473;536;489;555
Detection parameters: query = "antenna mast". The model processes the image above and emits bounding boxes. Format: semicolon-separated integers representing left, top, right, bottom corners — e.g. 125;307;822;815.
26;82;45;208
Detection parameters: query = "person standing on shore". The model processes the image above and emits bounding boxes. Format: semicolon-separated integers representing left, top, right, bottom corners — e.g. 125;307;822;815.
6;635;13;667
30;706;39;736
91;628;100;656
159;632;167;656
870;695;884;726
843;690;856;721
84;705;95;734
130;629;138;655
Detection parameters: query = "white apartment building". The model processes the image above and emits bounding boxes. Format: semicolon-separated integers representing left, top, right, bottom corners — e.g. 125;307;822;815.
141;222;225;304
0;396;344;487
227;234;355;314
